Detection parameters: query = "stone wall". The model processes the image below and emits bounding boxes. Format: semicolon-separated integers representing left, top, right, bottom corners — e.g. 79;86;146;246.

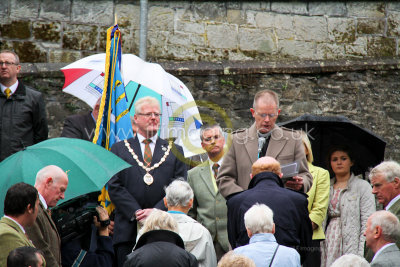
20;58;400;162
1;1;400;62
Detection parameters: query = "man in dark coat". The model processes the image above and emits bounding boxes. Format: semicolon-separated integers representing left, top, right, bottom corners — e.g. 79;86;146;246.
0;50;48;161
227;156;312;263
108;96;187;267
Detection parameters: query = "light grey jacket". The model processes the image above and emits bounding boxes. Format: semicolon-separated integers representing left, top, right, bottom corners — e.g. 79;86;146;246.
327;174;376;256
371;243;400;267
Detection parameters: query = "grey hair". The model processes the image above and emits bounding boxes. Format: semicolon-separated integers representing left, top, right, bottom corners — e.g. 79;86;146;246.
330;254;370;267
217;251;256;267
35;165;67;185
252;90;279;109
244;203;274;234
0;50;20;64
200;123;223;141
141;209;178;234
369;210;400;243
134;96;160;114
369;160;400;183
164;179;194;207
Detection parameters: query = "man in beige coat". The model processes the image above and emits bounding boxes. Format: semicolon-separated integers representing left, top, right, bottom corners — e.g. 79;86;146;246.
26;165;68;267
188;123;230;260
217;89;312;199
0;183;39;267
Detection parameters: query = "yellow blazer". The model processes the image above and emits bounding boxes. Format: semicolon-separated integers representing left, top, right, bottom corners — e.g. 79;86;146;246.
306;162;330;240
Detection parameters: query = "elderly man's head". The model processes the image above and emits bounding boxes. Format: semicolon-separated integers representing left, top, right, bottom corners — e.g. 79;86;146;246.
141;209;178;234
164;179;194;213
250;90;281;134
251;156;281;178
134;96;161;138
370;161;400;208
35;165;68;207
200;123;225;159
244;203;275;238
364;210;400;253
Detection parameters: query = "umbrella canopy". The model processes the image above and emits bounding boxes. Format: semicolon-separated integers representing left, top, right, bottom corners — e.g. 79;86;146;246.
61;53;203;157
0;137;131;216
278;114;386;177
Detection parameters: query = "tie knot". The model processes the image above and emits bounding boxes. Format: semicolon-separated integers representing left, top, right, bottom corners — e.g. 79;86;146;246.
212;163;219;171
143;139;152;145
5;88;11;98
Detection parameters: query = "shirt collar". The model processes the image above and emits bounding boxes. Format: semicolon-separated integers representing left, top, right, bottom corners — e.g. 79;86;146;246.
38;192;48;209
137;133;157;144
249;233;276;244
1;80;18;95
372;243;396;262
208;157;223;167
385;194;400;210
3;215;26;234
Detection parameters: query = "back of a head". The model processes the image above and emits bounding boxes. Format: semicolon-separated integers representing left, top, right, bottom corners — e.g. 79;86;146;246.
35;165;67;186
141;209;178;234
218;251;256;267
369;210;400;243
244;203;274;234
165;179;194;207
330;254;370;267
251;156;281;177
7;246;42;267
4;183;37;217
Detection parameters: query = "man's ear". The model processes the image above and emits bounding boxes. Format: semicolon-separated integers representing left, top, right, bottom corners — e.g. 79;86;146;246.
188;198;194;209
45;177;53;187
250;108;255;117
374;226;382;239
272;223;276;234
279;173;283;178
163;197;168;208
246;228;252;238
393;177;400;189
26;203;33;214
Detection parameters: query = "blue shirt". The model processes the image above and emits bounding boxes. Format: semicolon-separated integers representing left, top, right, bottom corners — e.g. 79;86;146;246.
234;233;300;267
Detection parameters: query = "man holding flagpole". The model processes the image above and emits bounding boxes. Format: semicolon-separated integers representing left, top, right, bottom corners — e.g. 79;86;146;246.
108;96;187;266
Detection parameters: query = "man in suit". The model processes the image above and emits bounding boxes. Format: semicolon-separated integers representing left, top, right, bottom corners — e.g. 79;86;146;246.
0;50;48;161
26;165;69;267
370;160;400;248
227;156;312;263
108;96;187;267
364;210;400;266
187;123;230;260
0;183;39;267
217;89;312;199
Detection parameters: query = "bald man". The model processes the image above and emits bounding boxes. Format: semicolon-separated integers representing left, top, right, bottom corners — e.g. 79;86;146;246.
226;156;312;263
26;165;68;267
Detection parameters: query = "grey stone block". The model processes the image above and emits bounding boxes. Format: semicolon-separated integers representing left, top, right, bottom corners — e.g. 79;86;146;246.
327;17;356;43
309;2;346;16
347;2;385;18
11;0;39;19
387;11;400;37
39;0;71;21
357;18;385;35
115;4;140;29
176;21;205;34
345;37;368;57
227;9;246;25
279;40;317;59
238;28;276;53
271;2;308;15
192;2;226;22
148;6;174;31
293;16;328;42
0;1;9;17
207;24;238;49
71;0;113;25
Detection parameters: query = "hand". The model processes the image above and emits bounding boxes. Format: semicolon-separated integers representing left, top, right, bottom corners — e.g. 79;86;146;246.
285;176;303;191
108;220;114;236
311;221;318;230
135;208;153;223
94;206;110;236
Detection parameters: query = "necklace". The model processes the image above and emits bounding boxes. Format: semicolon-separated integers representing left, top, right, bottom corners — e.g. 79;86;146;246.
124;139;172;185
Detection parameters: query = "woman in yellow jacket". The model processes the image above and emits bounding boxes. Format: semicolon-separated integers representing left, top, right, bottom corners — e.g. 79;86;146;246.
301;132;330;267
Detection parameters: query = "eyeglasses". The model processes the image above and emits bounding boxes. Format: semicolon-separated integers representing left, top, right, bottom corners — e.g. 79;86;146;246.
137;112;162;118
254;111;278;119
0;61;18;67
203;135;223;143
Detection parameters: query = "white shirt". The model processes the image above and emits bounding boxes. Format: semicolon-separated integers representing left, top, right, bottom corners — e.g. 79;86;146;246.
38;192;48;209
137;133;157;158
371;243;396;262
3;215;26;234
208;157;223;192
385;194;400;211
1;81;18;96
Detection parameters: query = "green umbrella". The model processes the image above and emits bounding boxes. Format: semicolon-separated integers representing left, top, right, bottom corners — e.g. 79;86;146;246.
0;137;131;215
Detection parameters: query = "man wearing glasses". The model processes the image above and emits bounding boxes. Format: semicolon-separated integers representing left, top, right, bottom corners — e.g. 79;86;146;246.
0;50;48;161
108;96;187;267
217;89;312;199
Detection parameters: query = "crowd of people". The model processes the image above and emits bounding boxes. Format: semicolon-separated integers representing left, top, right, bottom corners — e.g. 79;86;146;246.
1;49;400;267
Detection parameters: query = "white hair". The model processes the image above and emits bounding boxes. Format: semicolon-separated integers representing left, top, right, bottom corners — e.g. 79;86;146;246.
330;254;370;267
369;160;400;183
369;210;400;243
141;209;178;234
200;123;224;141
244;203;274;234
35;165;67;185
134;96;160;114
165;179;193;207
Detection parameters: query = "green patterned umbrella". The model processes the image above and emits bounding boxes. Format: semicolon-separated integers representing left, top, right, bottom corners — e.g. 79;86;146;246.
0;137;130;215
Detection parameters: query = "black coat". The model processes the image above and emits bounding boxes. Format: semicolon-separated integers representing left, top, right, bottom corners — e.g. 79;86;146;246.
0;82;48;161
227;171;313;263
108;136;187;245
123;230;198;267
61;112;96;141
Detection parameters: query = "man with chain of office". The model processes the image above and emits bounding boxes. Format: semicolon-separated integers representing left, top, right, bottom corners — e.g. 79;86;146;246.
108;96;187;267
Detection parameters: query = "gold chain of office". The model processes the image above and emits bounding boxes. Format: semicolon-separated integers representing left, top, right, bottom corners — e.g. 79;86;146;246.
124;139;172;185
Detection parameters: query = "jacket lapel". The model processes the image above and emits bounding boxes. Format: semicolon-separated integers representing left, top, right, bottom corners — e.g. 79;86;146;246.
266;125;287;158
245;123;258;164
199;163;217;196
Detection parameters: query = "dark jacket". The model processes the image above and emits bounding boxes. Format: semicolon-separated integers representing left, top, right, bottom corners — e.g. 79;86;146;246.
61;112;96;141
123;230;198;267
0;82;48;161
227;171;313;263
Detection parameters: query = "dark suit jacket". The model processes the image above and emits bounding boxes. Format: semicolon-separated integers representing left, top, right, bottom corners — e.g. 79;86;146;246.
371;243;400;267
26;202;61;267
61;112;96;141
108;136;187;245
227;171;312;263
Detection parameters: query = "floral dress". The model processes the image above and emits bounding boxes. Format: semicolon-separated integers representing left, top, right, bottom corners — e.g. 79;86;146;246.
321;188;343;267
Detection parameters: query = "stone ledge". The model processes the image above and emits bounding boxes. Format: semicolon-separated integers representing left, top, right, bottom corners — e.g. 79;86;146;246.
19;58;400;77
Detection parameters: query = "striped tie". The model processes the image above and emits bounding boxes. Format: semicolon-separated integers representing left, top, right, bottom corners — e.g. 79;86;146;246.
212;163;219;179
5;88;11;99
143;139;152;167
